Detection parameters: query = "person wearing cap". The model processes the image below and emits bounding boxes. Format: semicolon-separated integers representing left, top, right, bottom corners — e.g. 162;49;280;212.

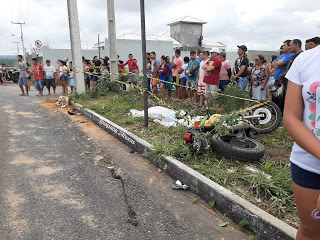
232;45;249;90
43;59;56;95
202;47;222;105
219;51;231;91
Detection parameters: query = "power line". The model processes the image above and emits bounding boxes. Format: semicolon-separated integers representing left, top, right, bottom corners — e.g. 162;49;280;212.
18;0;21;22
24;0;31;23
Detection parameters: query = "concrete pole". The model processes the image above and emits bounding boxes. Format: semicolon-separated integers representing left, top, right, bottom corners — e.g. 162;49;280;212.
11;22;26;60
107;0;118;79
140;0;148;128
19;24;26;60
67;0;85;94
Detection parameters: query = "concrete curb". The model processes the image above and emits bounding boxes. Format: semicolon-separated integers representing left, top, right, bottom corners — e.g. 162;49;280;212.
71;101;297;240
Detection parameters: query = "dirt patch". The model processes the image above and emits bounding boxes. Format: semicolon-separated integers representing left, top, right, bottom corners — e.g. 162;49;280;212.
265;147;291;162
5;190;26;208
88;100;101;105
9;130;26;136
4;190;29;234
81;215;98;229
41;98;113;143
32;166;62;176
10;155;38;165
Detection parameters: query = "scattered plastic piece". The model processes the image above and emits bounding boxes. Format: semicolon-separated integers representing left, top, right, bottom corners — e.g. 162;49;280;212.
171;180;190;190
130;106;203;127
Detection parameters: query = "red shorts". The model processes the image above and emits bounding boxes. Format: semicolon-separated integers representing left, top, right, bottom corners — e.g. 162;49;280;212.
197;83;205;95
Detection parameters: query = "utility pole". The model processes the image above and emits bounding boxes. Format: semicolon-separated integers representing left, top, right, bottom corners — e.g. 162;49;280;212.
107;0;118;79
98;34;100;59
12;41;20;54
140;0;148;127
67;0;85;94
11;22;26;59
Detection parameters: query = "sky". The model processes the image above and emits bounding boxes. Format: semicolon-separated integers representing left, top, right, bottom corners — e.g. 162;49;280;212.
1;0;320;55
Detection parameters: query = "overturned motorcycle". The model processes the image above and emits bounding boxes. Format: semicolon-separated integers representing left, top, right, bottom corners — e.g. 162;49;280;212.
183;101;282;162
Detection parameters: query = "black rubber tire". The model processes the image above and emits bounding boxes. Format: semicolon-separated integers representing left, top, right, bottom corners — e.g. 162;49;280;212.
248;101;282;134
211;134;265;162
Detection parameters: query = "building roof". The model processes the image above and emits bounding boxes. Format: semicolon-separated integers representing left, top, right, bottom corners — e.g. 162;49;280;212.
168;16;207;26
202;40;227;49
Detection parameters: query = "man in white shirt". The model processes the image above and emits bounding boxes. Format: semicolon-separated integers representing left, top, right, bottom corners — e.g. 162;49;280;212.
43;60;56;95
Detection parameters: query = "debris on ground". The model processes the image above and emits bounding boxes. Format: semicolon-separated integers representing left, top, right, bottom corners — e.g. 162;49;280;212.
68;109;82;115
171;180;190;190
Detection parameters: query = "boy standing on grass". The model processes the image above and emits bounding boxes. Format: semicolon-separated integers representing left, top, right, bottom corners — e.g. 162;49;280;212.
186;51;200;104
178;56;189;102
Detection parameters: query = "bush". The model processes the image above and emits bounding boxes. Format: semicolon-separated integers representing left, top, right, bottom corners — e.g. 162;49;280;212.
217;84;246;111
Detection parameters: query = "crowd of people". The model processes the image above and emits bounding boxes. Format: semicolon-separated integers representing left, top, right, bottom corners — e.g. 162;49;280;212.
8;36;320;115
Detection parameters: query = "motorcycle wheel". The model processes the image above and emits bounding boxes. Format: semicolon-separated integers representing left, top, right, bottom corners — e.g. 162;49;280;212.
248;101;282;134
211;134;265;162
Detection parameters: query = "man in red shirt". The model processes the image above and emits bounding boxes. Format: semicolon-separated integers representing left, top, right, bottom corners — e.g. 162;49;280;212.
203;47;222;104
118;54;140;86
31;58;45;97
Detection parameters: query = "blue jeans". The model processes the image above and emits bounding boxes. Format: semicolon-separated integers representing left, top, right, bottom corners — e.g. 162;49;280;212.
35;79;44;90
147;78;151;92
219;80;230;91
236;77;247;90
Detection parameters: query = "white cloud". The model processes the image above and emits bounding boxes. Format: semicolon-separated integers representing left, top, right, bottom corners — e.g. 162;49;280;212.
0;0;320;55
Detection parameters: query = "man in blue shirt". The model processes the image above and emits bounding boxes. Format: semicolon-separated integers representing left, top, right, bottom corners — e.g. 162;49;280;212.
271;40;294;113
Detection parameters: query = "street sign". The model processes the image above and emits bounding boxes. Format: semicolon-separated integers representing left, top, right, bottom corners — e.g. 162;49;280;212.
36;46;42;53
35;40;42;47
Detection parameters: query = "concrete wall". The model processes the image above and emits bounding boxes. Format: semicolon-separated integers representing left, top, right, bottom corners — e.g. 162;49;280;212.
181;23;202;48
247;50;279;64
42;46;104;66
42;38;174;69
104;38;174;67
170;24;182;44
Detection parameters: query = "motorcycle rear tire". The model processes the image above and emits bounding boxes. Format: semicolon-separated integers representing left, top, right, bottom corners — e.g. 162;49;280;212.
211;134;265;162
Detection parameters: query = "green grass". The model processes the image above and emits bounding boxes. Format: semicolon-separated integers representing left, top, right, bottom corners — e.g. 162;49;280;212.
70;88;299;228
259;126;293;149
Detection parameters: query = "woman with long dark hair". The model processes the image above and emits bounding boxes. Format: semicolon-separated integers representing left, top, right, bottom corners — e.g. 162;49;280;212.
158;55;170;101
250;55;270;100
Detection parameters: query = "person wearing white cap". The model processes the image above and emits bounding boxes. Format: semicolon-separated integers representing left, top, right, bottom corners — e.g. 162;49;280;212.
202;47;222;104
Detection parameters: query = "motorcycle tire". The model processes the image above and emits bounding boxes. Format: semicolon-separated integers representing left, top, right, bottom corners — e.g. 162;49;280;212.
211;134;265;162
248;101;282;134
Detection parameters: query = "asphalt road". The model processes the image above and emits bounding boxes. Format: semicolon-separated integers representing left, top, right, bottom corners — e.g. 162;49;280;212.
0;83;248;240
